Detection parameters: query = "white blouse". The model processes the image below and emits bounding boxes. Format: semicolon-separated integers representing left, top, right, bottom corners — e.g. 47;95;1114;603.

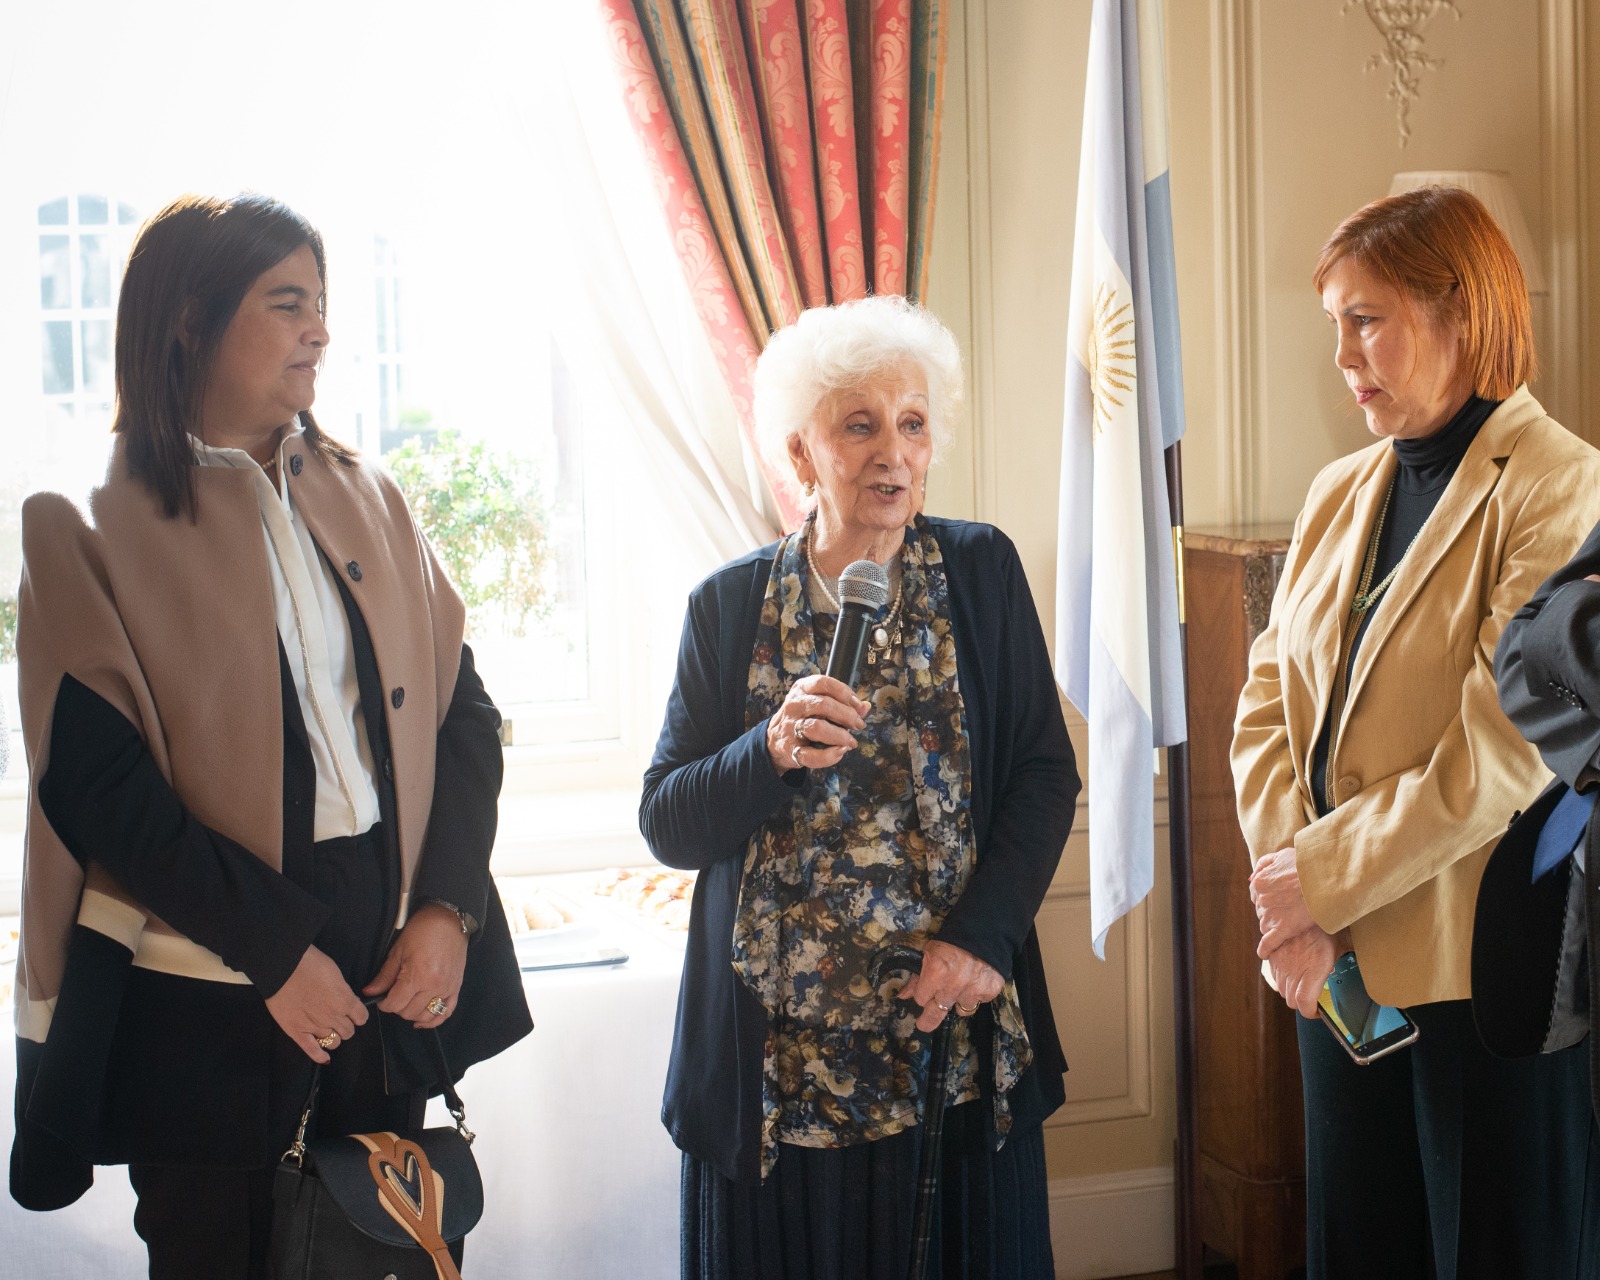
190;427;381;841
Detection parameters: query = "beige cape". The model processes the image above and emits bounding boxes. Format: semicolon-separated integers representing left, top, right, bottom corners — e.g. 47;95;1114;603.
14;438;465;1042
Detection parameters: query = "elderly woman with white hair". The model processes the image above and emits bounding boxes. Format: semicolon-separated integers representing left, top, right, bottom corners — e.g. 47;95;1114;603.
641;295;1080;1279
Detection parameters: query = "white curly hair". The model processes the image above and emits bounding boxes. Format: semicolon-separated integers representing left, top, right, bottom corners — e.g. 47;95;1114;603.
751;295;964;484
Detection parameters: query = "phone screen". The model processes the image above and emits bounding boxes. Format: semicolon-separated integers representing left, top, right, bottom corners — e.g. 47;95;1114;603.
1317;951;1417;1062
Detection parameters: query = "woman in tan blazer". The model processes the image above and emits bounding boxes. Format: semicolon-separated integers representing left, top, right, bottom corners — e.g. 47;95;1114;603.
1232;187;1600;1279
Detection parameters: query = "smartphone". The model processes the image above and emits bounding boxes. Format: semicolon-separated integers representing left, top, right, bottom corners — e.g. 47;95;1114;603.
1317;951;1418;1065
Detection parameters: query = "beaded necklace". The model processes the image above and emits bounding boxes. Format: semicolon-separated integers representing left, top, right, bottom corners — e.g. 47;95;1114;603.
1350;476;1424;615
805;534;905;662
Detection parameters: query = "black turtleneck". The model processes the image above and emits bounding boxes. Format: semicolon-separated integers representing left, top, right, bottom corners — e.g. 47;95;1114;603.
1309;395;1501;816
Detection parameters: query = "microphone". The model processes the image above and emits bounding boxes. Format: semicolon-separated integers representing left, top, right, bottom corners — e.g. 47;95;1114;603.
826;559;891;689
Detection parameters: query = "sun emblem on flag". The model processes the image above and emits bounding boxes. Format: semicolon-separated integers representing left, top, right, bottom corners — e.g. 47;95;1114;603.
1087;283;1136;436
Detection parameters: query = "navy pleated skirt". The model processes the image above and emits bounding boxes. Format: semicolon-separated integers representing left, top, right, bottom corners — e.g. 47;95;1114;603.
680;1101;1054;1280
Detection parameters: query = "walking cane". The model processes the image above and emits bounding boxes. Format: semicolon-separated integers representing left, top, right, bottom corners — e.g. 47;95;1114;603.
869;944;962;1280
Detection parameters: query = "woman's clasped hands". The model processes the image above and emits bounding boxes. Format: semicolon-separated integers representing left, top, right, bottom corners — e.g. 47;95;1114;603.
1249;847;1338;1018
265;903;469;1063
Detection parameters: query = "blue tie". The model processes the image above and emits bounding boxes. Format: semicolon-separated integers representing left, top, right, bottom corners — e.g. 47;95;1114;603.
1531;787;1595;883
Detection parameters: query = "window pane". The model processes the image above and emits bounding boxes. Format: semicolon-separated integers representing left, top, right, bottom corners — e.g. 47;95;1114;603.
41;322;74;394
79;235;112;309
39;236;71;309
118;202;139;224
77;195;108;225
375;280;389;353
392;280;402;353
81;321;113;396
38;197;68;225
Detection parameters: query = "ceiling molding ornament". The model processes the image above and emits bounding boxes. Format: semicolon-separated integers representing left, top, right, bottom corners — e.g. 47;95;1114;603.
1342;0;1462;146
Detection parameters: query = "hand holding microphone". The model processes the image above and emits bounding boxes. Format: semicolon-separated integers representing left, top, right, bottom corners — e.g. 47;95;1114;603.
765;559;888;775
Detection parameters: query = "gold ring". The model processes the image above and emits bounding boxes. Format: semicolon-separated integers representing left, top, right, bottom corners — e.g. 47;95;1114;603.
316;1033;339;1050
955;1002;978;1017
427;997;450;1017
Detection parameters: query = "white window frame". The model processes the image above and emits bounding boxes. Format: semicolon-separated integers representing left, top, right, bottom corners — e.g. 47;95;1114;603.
36;193;138;428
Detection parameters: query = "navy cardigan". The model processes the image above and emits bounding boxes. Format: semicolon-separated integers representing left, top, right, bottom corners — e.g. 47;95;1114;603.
641;517;1080;1184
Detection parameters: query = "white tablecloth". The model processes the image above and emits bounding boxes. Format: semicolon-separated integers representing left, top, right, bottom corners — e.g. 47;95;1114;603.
0;909;687;1279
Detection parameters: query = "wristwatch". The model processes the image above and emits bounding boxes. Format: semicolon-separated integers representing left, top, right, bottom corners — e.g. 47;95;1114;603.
422;899;479;937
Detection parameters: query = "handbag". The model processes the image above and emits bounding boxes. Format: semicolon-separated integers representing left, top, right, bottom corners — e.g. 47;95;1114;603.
269;1031;483;1280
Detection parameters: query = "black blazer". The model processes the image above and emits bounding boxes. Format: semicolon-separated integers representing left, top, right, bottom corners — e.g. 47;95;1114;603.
1484;517;1600;1117
11;551;531;1210
1496;517;1600;788
641;517;1080;1184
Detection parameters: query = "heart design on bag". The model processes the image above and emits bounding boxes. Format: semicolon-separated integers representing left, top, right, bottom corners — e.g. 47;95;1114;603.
355;1132;460;1280
378;1149;426;1220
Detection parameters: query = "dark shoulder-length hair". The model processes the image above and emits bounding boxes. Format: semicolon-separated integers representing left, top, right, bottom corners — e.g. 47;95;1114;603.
1312;185;1536;400
113;193;355;519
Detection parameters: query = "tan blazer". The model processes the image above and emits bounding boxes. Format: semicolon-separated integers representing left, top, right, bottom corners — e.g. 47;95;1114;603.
1231;388;1600;1006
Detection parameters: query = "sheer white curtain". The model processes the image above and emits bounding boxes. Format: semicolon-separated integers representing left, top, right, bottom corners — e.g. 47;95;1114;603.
503;2;779;572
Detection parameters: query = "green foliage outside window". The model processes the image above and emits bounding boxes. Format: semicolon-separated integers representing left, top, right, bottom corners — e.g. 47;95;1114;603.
0;595;15;664
385;426;555;638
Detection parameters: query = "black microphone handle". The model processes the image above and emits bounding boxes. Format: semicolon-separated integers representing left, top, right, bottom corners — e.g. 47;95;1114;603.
825;600;875;688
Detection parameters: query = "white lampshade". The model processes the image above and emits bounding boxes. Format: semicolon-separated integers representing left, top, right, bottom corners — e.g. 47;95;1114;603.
1388;170;1547;294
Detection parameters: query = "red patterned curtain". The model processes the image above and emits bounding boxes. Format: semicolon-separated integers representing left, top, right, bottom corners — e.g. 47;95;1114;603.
597;0;950;528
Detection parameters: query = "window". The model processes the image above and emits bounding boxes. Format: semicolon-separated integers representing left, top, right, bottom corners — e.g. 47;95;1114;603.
374;235;405;454
37;194;139;420
28;193;141;495
0;0;725;908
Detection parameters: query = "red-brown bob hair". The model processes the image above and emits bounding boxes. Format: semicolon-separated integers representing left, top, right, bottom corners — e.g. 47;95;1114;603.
1312;185;1536;400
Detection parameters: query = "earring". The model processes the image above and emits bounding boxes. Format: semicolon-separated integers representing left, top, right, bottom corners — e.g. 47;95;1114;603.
802;480;815;497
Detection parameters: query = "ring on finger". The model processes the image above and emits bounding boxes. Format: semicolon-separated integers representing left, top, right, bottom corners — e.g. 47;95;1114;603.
955;1002;977;1017
427;996;450;1017
790;742;804;769
934;999;951;1012
316;1032;340;1050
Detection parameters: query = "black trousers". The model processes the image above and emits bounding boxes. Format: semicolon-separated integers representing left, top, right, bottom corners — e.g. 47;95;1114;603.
130;824;421;1280
1297;999;1600;1280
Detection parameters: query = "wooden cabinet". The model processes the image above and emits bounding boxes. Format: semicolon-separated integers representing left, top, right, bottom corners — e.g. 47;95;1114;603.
1184;526;1305;1280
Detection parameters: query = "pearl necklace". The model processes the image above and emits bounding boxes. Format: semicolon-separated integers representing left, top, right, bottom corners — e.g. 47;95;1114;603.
805;535;904;661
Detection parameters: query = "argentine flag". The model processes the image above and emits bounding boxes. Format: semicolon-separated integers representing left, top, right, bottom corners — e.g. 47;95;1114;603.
1057;0;1187;958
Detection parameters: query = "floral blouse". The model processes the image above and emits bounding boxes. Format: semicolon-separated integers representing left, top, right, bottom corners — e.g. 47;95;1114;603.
732;514;1032;1176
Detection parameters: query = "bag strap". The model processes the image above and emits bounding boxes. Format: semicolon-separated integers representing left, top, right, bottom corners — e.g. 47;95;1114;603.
282;1023;472;1166
428;1031;474;1146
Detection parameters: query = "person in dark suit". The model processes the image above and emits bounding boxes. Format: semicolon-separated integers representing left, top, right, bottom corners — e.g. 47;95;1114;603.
9;193;531;1278
641;295;1079;1279
1497;529;1600;786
